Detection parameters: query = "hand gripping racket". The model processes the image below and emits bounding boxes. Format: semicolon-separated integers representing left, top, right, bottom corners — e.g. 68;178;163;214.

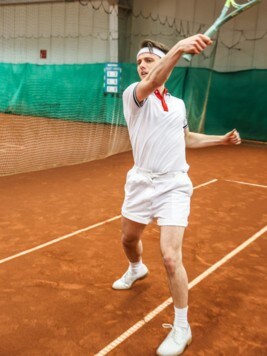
183;0;261;62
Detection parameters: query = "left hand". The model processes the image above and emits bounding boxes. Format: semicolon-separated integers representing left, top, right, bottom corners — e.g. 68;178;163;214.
222;129;241;145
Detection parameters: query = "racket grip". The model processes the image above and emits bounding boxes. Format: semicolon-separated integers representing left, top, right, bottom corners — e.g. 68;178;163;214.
183;53;193;62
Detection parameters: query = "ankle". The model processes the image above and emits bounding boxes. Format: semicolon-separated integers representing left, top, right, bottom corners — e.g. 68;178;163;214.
174;306;189;328
129;259;143;274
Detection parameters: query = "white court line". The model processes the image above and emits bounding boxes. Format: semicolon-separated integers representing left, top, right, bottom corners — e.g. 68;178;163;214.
95;225;267;356
193;178;218;189
0;179;218;265
0;215;121;265
225;179;267;189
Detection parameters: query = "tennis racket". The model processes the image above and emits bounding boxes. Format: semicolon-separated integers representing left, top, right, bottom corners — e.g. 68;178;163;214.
183;0;261;62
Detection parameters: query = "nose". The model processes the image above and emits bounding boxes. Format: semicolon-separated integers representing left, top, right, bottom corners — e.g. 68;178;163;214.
139;61;146;70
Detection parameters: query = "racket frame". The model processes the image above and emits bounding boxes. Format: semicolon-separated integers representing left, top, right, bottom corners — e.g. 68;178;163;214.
183;0;261;62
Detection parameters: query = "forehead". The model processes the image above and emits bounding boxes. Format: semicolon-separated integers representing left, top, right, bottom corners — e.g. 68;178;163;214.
137;52;160;62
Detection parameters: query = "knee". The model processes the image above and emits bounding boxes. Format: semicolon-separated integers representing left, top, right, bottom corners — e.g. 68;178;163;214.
121;232;139;247
162;251;183;276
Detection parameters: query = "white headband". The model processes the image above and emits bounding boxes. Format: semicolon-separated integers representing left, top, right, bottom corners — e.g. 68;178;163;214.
137;47;166;59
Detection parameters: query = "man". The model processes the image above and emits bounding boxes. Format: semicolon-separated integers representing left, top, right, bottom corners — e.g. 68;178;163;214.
112;35;241;356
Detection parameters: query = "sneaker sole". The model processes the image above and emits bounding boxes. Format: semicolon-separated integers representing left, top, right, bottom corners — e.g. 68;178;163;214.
112;271;149;290
156;337;192;356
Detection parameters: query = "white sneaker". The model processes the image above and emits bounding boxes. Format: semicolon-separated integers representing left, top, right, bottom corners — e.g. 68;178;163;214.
156;324;192;356
112;264;149;290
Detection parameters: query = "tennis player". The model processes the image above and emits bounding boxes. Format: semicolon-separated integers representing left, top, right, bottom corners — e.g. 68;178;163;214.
112;34;241;356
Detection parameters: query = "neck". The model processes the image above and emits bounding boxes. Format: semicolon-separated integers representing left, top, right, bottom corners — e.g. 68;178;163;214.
156;85;165;95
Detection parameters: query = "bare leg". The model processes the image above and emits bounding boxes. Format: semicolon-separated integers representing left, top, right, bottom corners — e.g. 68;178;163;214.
121;216;146;263
160;226;188;308
157;226;192;356
156;226;192;355
112;216;148;290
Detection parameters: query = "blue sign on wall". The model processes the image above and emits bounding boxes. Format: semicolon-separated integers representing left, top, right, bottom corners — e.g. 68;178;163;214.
104;63;122;94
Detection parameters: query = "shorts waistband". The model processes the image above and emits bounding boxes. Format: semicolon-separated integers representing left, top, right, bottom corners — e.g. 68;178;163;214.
133;166;185;178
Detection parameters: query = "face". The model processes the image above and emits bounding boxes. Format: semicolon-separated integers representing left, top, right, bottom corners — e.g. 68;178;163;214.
137;53;161;79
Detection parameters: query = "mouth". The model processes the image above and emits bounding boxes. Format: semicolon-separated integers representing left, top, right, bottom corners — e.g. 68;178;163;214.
141;72;148;77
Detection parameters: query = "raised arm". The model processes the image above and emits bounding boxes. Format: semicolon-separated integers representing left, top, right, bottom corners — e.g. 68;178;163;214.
135;34;212;102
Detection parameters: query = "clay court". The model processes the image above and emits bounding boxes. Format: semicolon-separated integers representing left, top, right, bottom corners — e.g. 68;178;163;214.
1;143;266;355
0;1;266;354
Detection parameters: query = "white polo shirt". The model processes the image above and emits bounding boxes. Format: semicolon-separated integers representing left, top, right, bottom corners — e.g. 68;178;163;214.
123;82;189;173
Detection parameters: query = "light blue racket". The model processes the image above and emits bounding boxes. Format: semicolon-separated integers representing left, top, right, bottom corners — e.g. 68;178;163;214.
183;0;261;62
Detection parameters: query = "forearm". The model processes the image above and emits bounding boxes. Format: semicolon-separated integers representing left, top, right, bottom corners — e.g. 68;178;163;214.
136;35;212;101
144;44;183;88
185;132;224;148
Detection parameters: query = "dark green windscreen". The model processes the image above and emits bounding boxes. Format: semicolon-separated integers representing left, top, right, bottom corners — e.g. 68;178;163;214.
0;62;266;141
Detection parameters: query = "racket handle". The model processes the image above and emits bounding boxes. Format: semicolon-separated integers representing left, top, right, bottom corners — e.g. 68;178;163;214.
204;25;219;39
183;53;193;62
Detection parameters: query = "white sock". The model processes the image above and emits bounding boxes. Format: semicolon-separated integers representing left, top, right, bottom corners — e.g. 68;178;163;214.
129;259;143;274
174;306;189;328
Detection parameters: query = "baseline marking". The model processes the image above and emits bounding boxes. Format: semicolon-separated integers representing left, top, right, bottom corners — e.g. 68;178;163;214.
0;179;217;265
225;179;267;189
94;225;267;356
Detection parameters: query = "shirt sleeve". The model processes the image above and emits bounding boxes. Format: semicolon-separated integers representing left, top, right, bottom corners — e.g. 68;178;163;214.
122;82;147;121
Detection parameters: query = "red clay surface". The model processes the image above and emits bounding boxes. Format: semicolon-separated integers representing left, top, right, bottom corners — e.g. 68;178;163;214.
0;144;266;356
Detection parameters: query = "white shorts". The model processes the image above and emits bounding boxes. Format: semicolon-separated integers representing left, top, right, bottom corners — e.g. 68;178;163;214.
121;166;193;226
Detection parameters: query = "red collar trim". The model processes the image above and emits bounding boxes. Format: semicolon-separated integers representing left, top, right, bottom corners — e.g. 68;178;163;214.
154;89;169;112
